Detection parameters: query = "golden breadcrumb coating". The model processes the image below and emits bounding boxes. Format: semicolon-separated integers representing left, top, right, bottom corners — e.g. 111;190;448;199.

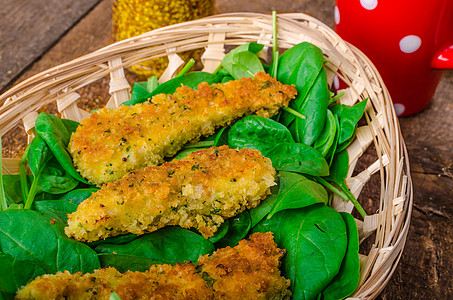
65;146;276;242
16;232;291;300
68;72;296;185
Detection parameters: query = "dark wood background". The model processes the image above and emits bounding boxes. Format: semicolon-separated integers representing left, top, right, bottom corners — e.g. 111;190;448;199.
1;0;452;298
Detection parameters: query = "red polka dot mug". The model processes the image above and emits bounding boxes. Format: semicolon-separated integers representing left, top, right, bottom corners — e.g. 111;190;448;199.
334;0;453;116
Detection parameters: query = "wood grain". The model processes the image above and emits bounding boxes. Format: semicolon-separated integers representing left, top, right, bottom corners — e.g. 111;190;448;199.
0;0;102;92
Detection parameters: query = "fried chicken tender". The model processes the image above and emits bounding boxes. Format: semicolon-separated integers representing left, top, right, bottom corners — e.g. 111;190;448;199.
65;146;276;242
68;72;296;185
16;232;291;300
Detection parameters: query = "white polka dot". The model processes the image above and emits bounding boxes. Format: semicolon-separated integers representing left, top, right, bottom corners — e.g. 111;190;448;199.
360;0;378;10
334;6;340;25
394;103;405;116
333;75;340;90
399;35;422;53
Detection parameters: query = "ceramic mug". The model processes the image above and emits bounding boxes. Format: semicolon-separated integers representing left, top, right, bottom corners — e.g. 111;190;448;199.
334;0;453;116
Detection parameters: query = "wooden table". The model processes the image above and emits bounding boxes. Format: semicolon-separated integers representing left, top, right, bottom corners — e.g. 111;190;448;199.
1;0;452;298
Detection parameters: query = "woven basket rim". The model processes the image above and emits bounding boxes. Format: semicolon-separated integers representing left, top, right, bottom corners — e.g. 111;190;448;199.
0;12;413;299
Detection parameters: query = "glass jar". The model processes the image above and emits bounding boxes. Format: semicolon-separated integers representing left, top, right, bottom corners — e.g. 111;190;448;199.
112;0;214;78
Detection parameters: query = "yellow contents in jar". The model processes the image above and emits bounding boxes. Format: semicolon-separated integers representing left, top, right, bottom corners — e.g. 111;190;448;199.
112;0;214;78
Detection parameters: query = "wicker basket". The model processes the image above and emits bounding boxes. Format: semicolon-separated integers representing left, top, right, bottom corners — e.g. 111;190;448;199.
0;12;412;299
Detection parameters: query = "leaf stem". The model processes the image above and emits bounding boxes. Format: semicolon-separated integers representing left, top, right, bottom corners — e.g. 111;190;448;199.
24;175;39;210
176;58;195;77
213;64;223;75
271;10;279;77
233;62;255;77
316;177;367;218
19;143;31;202
281;106;306;120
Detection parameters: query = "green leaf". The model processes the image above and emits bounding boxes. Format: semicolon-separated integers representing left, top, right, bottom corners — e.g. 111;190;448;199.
267;171;328;219
208;220;229;243
215;211;251;248
287;68;329;145
314;109;337;157
228;116;294;155
229;51;264;79
323;151;366;218
221;43;265;80
32;200;78;223
278;42;325;127
24;136;54;209
98;253;165;273
331;99;368;145
253;205;348;300
249;184;279;227
87;234;138;248
0;210;100;275
36;157;79;194
58;188;99;206
266;142;329;176
2;175;26;205
27;136;52;176
34;113;89;184
95;227;214;267
322;212;360;300
0;253;46;299
130;76;159;102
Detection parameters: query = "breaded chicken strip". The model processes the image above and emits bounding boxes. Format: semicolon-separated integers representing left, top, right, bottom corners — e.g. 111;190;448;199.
69;72;296;185
16;232;291;300
65;146;276;242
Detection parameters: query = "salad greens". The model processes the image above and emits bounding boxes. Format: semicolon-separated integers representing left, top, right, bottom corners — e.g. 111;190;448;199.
0;16;368;298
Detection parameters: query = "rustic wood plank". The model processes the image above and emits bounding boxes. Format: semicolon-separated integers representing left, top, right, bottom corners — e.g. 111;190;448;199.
0;0;102;92
379;71;453;299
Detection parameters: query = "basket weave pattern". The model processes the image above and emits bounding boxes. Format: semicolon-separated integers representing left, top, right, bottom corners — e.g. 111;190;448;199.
0;13;412;299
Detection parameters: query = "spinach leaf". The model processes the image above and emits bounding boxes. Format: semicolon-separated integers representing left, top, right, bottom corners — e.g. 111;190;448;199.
24;136;53;209
171;148;204;160
130;76;159;103
228;116;294;155
32;200;78;223
2;175;25;205
253;205;348;300
213;126;229;147
249;184;279;227
95;227;214;266
0;253;46;299
34;113;88;184
0;210;100;275
58;188;99;206
330;99;367;146
314;109;337;157
322;151;366;218
266;142;329;176
227;51;265;79
287;67;329;146
221;43;265;80
36;157;79;194
208;220;229;243
88;234;138;248
98;253;165;273
278;42;328;146
267;171;328;219
322;212;360;300
215;211;251;248
124;72;222;106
